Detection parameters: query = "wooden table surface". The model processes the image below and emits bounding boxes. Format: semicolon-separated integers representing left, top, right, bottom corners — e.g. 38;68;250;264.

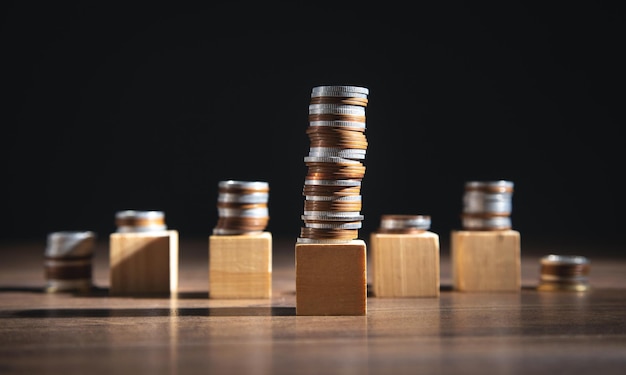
1;236;625;374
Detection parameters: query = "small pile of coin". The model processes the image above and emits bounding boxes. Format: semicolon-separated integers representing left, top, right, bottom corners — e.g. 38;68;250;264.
213;180;270;235
377;214;431;234
115;210;167;232
298;85;369;244
44;231;96;293
537;254;591;292
461;180;514;230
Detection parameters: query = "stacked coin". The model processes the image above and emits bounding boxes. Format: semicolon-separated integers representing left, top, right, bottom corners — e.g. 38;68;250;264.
115;210;167;232
537;254;591;292
298;85;369;244
378;214;431;234
44;231;96;293
213;180;270;235
461;180;514;230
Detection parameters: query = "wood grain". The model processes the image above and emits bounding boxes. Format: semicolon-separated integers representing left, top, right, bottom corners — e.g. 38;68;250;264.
451;230;521;291
370;231;440;297
109;230;178;295
1;237;625;374
208;232;272;299
295;240;367;316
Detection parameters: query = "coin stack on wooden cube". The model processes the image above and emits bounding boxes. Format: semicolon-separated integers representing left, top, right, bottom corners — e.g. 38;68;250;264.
451;180;521;292
370;214;441;298
209;180;273;299
295;85;370;315
109;210;179;296
297;85;368;244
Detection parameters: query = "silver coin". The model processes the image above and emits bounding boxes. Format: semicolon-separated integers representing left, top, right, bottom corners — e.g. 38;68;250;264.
218;180;269;190
218;192;269;203
308;104;366;116
218;207;269;217
309;120;366;129
115;210;164;220
541;254;589;266
308;148;366;159
311;91;368;99
311;85;369;96
304;222;362;229
303;156;363;164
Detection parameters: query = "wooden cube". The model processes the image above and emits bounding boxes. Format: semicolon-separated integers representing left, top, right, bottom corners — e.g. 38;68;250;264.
451;230;521;292
109;230;179;296
295;240;367;316
208;232;272;299
370;231;440;297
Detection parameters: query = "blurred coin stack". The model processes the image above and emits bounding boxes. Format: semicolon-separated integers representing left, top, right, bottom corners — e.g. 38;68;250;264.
538;254;590;292
378;214;431;234
298;85;369;243
213;180;270;235
461;180;514;230
44;231;96;293
115;210;167;232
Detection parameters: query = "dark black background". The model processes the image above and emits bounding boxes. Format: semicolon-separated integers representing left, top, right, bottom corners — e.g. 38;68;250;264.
1;2;624;252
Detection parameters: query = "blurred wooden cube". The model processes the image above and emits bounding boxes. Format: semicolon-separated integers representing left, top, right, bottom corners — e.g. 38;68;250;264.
370;231;440;297
109;230;179;296
295;240;367;316
451;230;521;292
208;232;272;299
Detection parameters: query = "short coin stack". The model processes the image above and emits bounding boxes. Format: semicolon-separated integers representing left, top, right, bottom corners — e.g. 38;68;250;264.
44;231;96;293
213;180;270;235
538;254;591;292
462;180;514;230
298;85;369;244
378;214;431;234
115;210;167;232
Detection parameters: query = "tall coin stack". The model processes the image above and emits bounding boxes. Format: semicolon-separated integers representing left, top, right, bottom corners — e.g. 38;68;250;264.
297;85;369;244
461;180;514;230
213;180;270;235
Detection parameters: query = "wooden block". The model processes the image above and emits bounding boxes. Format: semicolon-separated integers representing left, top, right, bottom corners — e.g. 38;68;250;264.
295;240;367;316
109;230;179;296
208;232;272;299
451;230;521;292
370;231;440;297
